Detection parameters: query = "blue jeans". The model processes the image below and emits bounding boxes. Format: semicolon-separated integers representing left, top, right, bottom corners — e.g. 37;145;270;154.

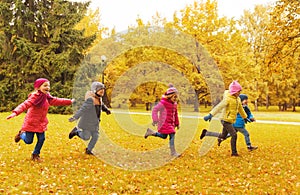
206;127;252;147
20;132;45;155
235;127;251;147
154;132;175;146
78;130;99;151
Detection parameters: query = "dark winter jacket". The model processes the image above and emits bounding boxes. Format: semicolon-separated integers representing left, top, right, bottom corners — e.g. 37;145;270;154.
73;91;109;131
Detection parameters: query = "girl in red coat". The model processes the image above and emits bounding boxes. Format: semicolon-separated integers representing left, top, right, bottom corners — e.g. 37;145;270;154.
6;78;74;161
144;84;180;157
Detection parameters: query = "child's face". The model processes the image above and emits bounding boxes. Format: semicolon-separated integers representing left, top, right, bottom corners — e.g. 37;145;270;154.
39;82;50;94
96;88;105;97
233;91;241;97
170;94;178;102
242;99;248;105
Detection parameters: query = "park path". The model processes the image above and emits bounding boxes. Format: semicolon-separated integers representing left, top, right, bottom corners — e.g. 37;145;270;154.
112;110;300;126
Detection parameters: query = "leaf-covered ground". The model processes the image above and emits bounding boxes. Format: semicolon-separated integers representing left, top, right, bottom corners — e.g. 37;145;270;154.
0;112;299;194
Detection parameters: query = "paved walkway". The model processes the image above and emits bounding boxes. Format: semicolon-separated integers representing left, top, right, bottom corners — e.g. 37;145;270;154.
112;111;300;126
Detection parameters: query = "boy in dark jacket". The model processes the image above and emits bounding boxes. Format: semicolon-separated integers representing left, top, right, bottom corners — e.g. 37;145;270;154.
68;82;111;155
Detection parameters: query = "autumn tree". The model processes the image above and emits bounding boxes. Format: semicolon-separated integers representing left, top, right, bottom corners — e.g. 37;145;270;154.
264;0;300;111
239;4;273;110
172;0;252;105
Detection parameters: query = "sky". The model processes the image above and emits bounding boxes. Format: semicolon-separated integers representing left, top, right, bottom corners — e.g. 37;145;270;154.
84;0;276;32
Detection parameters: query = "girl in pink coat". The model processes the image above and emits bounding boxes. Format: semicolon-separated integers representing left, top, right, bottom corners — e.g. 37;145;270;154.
6;78;74;161
144;84;180;157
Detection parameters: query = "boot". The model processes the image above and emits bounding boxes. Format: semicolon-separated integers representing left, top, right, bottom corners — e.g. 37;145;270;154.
85;148;94;155
248;146;258;151
170;145;181;157
14;131;24;143
217;138;224;146
144;128;156;139
200;129;207;139
69;127;79;139
31;154;42;162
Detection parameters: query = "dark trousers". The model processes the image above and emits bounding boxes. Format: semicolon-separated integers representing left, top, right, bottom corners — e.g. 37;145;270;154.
220;121;237;154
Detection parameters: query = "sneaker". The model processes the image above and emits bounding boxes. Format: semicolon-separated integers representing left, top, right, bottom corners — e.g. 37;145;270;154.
69;127;78;139
217;138;223;146
31;154;42;162
85;148;94;155
144;128;155;139
248;146;258;151
231;153;239;157
171;152;181;158
14;131;23;143
200;129;207;140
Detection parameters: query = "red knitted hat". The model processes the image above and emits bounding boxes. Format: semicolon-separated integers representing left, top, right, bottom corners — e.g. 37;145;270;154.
34;78;49;89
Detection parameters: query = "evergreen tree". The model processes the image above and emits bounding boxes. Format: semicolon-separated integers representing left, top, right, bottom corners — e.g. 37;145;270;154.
0;0;96;112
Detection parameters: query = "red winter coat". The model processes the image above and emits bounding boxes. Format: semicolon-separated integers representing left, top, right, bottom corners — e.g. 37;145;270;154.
12;91;72;133
152;97;179;134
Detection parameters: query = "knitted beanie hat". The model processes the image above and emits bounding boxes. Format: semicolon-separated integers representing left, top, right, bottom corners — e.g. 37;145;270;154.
91;82;105;93
34;78;49;89
165;84;178;95
229;81;242;95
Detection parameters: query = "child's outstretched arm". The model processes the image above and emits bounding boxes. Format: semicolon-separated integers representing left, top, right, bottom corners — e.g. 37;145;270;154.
6;112;17;120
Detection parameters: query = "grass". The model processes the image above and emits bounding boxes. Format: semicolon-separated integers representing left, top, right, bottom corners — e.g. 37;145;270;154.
0;111;299;194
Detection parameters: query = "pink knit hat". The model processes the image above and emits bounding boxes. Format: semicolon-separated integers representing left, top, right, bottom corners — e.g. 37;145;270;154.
34;78;49;89
165;84;178;95
229;81;242;95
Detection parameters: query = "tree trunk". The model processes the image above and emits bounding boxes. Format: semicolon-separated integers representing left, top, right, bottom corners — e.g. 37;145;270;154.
194;90;199;112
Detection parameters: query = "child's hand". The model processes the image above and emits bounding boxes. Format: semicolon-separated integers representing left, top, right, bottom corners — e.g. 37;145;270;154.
106;110;111;115
250;118;255;122
152;121;158;126
71;99;76;104
176;125;180;129
68;117;76;122
203;114;212;122
6;113;16;120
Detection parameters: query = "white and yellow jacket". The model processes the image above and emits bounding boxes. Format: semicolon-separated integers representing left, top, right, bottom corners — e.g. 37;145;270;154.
210;90;247;124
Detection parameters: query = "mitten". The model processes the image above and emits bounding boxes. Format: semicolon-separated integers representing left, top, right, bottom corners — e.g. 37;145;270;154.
203;114;212;122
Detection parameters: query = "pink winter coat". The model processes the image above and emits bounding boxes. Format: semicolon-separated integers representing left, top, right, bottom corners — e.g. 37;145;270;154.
12;91;72;133
152;97;179;134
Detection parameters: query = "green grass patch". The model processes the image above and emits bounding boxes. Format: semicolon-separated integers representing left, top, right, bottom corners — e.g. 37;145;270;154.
0;112;299;194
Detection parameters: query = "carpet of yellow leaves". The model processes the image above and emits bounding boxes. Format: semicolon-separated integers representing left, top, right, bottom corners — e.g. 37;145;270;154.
0;112;299;194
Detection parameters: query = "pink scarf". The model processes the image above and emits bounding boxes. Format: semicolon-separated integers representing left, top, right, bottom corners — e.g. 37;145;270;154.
33;90;54;107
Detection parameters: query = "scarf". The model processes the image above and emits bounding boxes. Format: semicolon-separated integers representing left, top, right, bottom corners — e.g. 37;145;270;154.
33;90;54;107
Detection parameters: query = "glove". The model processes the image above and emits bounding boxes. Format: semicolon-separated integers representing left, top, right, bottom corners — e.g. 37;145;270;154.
152;121;158;126
6;112;17;120
203;114;212;122
68;117;76;122
105;110;111;115
244;118;251;123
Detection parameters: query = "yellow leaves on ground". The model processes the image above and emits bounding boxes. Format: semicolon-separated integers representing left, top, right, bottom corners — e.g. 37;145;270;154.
0;112;299;194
